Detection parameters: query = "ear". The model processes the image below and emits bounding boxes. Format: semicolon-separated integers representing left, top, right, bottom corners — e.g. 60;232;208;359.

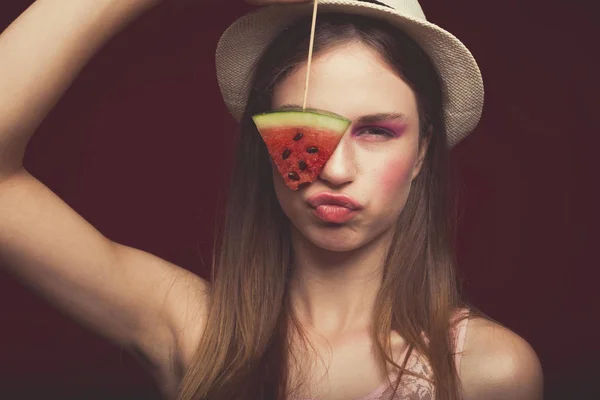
411;127;432;181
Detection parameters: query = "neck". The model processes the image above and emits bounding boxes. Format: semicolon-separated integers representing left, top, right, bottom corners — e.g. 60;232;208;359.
288;226;394;339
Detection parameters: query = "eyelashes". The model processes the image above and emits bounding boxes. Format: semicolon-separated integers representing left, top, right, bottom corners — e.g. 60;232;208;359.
355;126;397;138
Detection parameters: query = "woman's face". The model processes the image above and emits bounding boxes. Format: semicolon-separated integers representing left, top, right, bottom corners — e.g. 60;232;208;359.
270;41;428;252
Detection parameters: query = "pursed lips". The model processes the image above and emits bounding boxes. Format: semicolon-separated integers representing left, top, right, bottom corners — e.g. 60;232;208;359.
306;193;363;210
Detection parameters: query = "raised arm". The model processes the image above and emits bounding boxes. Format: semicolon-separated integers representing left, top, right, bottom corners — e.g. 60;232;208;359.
0;0;209;391
0;0;162;174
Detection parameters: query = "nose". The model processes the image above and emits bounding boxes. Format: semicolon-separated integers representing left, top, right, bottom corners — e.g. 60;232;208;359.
317;134;355;187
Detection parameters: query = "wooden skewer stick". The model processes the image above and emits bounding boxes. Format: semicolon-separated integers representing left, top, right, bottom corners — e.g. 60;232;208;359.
302;0;319;111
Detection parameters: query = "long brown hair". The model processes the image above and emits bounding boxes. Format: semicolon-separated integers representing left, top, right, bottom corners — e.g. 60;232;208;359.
177;13;489;400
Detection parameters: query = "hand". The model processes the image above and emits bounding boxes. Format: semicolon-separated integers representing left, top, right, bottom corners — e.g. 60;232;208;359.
245;0;312;5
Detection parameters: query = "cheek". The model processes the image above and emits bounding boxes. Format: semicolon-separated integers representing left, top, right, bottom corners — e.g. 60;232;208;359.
376;158;415;196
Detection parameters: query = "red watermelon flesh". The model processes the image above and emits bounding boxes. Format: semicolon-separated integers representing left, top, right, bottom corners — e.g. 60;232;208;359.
252;110;351;190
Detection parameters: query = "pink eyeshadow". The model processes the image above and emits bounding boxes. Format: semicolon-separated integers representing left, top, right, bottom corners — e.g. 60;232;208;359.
351;121;408;137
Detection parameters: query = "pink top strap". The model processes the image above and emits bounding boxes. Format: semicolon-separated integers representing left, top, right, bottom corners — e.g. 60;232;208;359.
295;308;470;400
357;308;470;400
453;308;470;371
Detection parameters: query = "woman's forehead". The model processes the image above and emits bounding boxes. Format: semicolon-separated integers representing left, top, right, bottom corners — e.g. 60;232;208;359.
273;104;409;126
271;43;418;124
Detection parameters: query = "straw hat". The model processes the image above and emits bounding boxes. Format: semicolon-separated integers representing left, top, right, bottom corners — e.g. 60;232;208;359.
215;0;484;148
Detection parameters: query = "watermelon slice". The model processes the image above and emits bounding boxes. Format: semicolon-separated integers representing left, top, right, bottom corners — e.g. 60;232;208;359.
252;110;351;190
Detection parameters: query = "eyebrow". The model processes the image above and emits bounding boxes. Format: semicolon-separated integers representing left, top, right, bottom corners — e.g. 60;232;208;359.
276;104;407;124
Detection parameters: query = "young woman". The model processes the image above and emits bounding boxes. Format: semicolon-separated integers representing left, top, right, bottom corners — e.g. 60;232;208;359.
0;0;542;399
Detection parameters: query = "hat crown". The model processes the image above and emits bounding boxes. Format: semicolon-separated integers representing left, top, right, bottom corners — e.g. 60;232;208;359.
356;0;426;20
215;0;484;147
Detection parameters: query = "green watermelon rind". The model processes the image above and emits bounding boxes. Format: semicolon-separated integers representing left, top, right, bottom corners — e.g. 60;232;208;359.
252;110;351;133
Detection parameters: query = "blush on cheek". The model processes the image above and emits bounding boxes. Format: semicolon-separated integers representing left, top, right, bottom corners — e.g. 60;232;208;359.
379;158;414;193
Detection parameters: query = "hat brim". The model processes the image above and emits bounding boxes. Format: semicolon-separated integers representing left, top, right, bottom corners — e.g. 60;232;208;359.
215;1;484;148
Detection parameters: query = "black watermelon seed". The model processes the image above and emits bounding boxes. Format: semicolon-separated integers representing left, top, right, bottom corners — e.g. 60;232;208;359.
293;132;304;141
306;146;318;154
298;160;307;171
282;149;291;159
288;172;300;181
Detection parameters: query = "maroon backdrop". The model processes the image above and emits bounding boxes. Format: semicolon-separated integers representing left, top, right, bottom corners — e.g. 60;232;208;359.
0;1;597;399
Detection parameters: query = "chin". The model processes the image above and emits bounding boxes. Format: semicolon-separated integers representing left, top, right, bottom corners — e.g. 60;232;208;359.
293;214;400;255
293;222;367;252
310;236;361;252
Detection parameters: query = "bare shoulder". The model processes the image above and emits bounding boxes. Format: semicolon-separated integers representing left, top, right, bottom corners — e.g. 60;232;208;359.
459;316;544;400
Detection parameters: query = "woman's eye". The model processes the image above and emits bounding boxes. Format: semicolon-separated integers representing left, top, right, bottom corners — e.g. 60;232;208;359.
358;127;395;137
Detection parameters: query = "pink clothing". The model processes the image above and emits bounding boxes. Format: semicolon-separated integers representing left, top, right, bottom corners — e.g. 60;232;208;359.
297;308;470;400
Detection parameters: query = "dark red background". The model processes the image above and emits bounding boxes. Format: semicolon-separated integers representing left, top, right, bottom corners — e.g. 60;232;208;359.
0;1;598;399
